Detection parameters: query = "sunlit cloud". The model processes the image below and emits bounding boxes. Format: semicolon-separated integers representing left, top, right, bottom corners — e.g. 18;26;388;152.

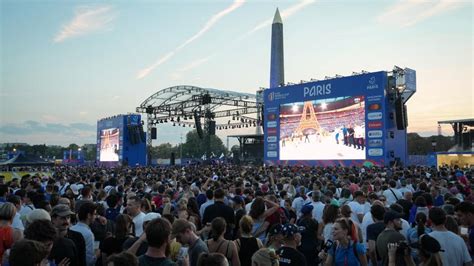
242;0;316;39
376;0;465;27
54;5;116;43
136;0;245;79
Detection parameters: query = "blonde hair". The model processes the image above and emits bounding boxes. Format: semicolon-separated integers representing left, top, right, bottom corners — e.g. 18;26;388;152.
239;215;254;234
0;202;16;221
251;248;279;266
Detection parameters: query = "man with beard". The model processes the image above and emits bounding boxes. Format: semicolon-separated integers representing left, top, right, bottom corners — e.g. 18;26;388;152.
376;211;407;266
50;204;83;266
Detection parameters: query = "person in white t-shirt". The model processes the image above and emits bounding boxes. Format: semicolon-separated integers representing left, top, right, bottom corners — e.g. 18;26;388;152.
347;191;367;227
383;180;403;206
309;191;325;223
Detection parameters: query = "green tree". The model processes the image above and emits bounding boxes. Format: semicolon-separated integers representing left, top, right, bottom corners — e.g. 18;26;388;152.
407;133;455;155
181;130;227;158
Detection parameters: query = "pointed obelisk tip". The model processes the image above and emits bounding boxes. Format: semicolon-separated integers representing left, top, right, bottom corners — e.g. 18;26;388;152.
273;8;282;24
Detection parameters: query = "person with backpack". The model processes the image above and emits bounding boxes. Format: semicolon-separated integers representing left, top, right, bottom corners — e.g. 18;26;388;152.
319;218;367;266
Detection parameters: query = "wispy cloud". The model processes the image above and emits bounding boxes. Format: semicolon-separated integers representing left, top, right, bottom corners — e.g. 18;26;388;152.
178;55;214;72
242;0;316;38
136;0;245;79
54;5;116;43
376;0;465;27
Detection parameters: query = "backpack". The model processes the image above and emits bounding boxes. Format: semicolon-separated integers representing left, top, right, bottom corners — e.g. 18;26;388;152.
332;241;360;264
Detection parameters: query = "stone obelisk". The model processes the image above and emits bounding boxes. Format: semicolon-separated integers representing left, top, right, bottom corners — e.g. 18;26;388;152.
270;8;284;89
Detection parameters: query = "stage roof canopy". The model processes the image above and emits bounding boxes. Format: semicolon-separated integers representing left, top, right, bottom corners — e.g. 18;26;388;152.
438;118;474;126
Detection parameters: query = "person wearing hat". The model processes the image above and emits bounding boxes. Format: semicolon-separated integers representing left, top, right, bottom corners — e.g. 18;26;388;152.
387;234;443;266
266;224;283;251
50;204;87;266
276;223;307;266
297;204;319;266
231;195;245;239
375;211;406;266
50;204;81;266
172;219;208;266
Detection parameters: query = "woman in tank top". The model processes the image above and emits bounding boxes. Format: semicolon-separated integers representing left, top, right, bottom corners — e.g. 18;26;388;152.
206;217;240;266
234;215;263;266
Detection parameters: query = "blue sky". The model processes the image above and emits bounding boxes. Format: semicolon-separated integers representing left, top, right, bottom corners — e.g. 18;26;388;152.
1;0;472;146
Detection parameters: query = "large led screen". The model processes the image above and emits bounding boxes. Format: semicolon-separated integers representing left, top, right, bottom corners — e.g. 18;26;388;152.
99;128;120;162
279;96;365;160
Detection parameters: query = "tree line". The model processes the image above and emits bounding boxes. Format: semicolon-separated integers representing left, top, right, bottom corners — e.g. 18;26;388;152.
1;132;454;161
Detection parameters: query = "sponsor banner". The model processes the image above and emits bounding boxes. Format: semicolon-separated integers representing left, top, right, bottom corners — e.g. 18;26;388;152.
267;143;277;150
368;148;384;156
368;103;381;111
267;128;277;135
368;139;383;147
368;121;383;129
267;121;277;128
267;136;277;142
267;151;278;158
368;130;383;138
368;112;382;120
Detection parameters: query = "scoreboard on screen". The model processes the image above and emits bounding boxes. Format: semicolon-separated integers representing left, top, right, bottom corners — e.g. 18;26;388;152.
263;71;403;167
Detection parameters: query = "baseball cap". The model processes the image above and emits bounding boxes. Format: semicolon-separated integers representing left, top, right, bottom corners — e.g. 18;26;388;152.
280;223;302;237
268;224;283;236
27;209;51;224
384;211;403;224
51;204;75;217
301;204;314;215
143;212;161;223
420;234;444;253
231;195;244;205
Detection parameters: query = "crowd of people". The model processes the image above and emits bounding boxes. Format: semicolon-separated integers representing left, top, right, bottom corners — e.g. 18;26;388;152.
0;164;473;266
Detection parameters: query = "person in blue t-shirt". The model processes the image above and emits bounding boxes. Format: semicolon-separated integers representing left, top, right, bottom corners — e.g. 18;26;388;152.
319;218;367;266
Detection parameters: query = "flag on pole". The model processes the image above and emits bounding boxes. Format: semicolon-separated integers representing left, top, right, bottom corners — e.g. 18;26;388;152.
219;153;224;159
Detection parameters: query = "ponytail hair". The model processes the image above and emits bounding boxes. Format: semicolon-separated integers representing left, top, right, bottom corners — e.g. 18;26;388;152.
335;218;358;242
416;212;427;238
210;217;226;241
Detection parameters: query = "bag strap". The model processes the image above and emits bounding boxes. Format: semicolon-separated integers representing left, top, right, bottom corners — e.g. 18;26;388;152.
389;188;399;201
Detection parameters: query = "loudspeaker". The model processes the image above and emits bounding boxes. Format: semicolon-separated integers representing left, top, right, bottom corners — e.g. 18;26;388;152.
194;111;203;139
146;106;154;114
151;127;157;140
403;105;408;128
208;121;216;135
170;152;175;165
202;94;211;105
394;98;406;130
139;125;146;142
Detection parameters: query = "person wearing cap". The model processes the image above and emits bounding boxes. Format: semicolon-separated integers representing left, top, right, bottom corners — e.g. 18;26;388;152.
387;234;443;266
277;223;307;266
50;204;81;266
375;211;406;266
231;195;245;239
366;204;386;266
319;218;367;266
266;224;283;251
429;207;472;266
297;204;319;266
172;219;208;266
